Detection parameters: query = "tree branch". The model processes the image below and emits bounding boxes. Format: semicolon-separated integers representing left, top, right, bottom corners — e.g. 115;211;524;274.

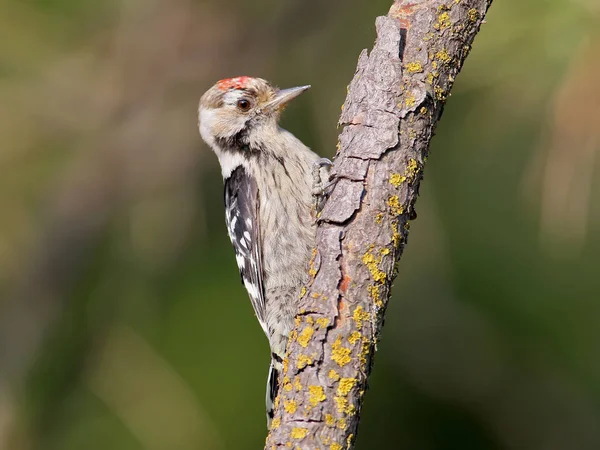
265;1;494;448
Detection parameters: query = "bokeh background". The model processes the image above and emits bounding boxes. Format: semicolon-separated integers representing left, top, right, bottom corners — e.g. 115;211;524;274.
1;0;599;449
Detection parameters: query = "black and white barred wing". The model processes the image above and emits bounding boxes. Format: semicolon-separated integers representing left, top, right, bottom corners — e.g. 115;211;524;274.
223;166;267;335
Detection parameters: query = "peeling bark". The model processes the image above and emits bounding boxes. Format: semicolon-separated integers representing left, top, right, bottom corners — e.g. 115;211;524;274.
265;1;494;449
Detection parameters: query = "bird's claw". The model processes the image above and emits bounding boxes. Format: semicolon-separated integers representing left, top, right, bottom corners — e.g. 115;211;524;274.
312;158;335;214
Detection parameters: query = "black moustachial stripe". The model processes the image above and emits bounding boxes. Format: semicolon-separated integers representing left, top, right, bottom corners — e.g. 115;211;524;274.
214;126;268;157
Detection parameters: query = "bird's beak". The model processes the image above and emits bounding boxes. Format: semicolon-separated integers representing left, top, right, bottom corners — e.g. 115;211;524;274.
265;85;311;112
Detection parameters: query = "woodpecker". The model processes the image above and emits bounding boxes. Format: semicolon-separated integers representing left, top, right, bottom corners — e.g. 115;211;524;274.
198;76;330;424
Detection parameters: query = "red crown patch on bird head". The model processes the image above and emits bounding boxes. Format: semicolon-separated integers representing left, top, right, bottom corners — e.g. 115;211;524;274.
216;76;253;91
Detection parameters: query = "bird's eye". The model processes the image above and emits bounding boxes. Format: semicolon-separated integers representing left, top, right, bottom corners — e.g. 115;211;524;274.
237;99;251;111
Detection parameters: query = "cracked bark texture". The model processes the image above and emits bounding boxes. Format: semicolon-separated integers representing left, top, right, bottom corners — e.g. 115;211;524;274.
265;1;494;449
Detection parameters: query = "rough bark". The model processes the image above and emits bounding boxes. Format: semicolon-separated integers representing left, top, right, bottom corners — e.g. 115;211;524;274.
265;1;494;449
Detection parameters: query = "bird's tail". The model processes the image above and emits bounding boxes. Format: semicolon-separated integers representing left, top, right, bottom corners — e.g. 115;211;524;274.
266;355;283;426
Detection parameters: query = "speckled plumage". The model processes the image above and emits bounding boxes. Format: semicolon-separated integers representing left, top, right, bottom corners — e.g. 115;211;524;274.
198;77;325;424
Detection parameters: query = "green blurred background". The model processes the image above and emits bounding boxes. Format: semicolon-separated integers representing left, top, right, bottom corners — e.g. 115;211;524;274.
1;0;599;449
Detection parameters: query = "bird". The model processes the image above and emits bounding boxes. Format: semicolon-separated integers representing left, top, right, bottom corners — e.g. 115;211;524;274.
198;76;331;424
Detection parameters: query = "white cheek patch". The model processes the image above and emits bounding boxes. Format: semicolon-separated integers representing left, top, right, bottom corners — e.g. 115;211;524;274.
198;108;217;149
199;112;246;178
198;94;255;178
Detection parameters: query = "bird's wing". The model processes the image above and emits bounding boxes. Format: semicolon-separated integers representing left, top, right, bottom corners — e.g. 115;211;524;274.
224;165;267;335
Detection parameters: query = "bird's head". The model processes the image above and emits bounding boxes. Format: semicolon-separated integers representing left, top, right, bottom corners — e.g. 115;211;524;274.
198;76;310;153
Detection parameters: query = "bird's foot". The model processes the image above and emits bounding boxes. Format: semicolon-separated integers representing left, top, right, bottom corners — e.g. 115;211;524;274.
312;158;335;213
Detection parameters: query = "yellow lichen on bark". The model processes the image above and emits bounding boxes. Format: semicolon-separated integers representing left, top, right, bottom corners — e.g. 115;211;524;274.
325;414;336;426
387;196;404;216
389;173;407;187
309;385;327;406
337;378;357;396
296;354;312;369
331;336;352;367
297;326;314;348
316;317;330;328
362;247;387;282
405;62;424;73
284;399;298;414
328;369;341;381
290;428;308;439
293;377;302;391
352;306;371;329
348;331;362;345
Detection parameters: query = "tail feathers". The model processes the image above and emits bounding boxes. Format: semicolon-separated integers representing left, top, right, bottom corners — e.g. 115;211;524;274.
266;356;283;426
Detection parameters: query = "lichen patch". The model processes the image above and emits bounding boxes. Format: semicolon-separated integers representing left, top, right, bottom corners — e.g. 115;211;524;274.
297;326;314;348
337;378;357;396
331;336;352;367
290;428;308;439
308;385;326;406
